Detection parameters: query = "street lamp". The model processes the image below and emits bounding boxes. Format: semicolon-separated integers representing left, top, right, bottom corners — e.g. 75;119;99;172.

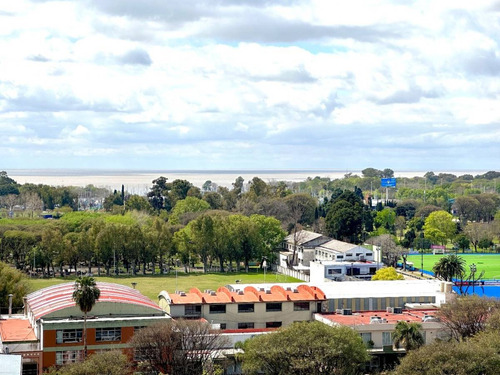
469;263;477;294
419;233;424;277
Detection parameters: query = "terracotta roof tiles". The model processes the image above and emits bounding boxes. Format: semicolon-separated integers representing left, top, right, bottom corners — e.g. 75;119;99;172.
167;284;326;305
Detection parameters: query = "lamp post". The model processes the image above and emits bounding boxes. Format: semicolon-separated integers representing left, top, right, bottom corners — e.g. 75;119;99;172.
419;233;424;277
175;259;179;293
470;263;477;294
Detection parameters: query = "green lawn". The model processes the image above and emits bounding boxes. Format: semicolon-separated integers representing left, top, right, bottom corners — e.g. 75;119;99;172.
406;254;500;280
27;271;301;302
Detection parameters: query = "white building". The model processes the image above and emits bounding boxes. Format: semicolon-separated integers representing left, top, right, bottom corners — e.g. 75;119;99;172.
279;230;330;268
314;239;375;262
310;260;383;283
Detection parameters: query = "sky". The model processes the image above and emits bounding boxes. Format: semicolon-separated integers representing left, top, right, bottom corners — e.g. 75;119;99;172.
1;0;499;171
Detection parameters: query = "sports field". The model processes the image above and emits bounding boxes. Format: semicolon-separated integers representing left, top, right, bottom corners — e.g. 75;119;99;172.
27;271;301;302
406;254;500;280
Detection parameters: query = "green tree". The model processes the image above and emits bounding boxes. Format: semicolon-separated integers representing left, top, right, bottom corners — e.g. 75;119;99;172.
45;350;131;375
326;199;363;243
248;176;269;198
361;168;382;178
169;196;210;225
423;210;456;245
125;194;152;213
283;193;317;227
390;339;500;375
391;321;425;351
374;208;396;234
454;234;470;253
437;295;499;341
146;218;174;274
203;191;224;209
250;214;286;265
0;261;31;314
372;267;404;280
0;171;20;196
72;276;101;358
242;321;369;375
432;254;465;282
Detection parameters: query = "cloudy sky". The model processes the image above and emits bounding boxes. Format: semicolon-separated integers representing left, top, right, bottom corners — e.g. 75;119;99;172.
1;0;499;171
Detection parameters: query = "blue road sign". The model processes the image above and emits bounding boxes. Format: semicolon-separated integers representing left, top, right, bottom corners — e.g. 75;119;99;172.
381;178;397;187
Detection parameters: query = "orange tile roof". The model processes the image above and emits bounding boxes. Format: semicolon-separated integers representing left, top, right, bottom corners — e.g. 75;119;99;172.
168;284;326;305
0;319;37;342
320;310;440;326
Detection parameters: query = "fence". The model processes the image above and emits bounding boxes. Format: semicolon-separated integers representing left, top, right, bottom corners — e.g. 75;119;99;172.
276;265;310;282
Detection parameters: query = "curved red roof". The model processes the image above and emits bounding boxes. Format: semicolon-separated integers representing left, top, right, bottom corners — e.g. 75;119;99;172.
27;282;162;320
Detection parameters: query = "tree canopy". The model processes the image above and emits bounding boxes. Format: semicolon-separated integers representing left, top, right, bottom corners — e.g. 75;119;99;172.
241;321;370;375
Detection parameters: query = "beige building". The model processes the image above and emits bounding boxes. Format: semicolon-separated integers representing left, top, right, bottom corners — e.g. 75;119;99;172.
315;308;448;370
158;285;326;330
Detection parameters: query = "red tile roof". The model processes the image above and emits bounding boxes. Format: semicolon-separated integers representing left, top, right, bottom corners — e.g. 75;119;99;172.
27;282;163;320
319;309;440;326
168;284;326;305
0;319;37;342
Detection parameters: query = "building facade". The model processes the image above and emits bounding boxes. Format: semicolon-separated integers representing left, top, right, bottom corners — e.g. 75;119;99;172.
159;284;326;330
2;282;170;372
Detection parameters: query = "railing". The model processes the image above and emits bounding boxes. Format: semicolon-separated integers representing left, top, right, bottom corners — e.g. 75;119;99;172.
276;265;310;282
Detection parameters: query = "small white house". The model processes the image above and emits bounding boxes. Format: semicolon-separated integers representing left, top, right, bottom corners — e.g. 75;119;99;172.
314;240;374;262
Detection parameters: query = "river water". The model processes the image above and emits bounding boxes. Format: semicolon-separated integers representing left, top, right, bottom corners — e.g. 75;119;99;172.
5;169;484;194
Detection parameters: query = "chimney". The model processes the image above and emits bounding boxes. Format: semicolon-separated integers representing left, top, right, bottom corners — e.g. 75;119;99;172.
8;294;13;317
23;297;28;317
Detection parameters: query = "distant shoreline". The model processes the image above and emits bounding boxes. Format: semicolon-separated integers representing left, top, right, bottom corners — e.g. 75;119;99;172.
4;169;489;194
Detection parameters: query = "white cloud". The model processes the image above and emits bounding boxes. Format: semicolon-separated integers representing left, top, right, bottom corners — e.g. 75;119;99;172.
0;0;499;170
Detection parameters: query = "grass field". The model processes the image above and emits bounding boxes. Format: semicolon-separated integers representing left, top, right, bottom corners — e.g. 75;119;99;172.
406;254;500;280
27;271;301;302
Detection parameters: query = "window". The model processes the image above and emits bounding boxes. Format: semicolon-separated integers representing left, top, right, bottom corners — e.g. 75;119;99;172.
266;322;282;328
266;303;282;312
220;323;226;330
356;253;362;256
346;253;353;257
134;326;146;333
96;327;121;342
56;329;82;344
209;304;226;314
294;302;310;311
327;268;342;275
238;304;254;313
337;255;344;259
366;253;372;257
56;350;83;365
185;305;202;316
238;322;254;329
382;332;392;346
360;332;372;344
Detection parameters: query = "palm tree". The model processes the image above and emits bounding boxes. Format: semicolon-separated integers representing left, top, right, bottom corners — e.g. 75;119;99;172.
392;321;425;351
432;254;465;282
72;276;101;359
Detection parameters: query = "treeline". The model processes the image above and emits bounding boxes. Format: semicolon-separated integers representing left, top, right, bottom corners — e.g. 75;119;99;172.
1;169;499;277
0;211;285;276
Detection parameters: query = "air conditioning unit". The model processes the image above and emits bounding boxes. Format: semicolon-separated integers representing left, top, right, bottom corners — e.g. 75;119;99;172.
386;307;394;313
336;308;352;315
